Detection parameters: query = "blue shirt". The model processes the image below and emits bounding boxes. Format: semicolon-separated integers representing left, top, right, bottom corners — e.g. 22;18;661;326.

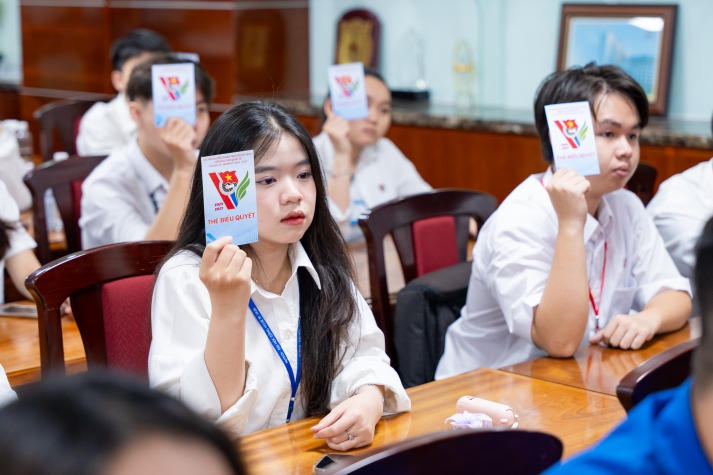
544;378;712;474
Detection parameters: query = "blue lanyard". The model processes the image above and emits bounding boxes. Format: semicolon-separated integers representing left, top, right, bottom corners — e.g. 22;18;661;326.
248;298;301;423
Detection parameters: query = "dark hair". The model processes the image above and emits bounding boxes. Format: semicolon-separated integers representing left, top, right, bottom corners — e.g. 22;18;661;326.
126;53;215;105
0;220;16;259
0;371;246;475
533;63;649;164
320;68;390;121
110;29;172;72
168;101;357;416
693;216;713;386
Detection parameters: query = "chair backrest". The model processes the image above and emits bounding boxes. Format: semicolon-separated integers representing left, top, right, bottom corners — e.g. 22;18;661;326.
23;154;107;263
326;429;563;475
24;240;175;378
616;337;699;411
357;188;497;358
625;162;658;205
33;98;97;162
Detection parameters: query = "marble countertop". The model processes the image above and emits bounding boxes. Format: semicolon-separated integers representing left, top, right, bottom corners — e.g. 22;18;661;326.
228;95;713;150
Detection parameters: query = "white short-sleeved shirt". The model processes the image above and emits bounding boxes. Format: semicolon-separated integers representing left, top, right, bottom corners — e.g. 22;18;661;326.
0;363;17;405
0;123;32;211
436;169;691;378
80;140;168;249
0;181;36;304
312;132;431;241
149;242;411;438
646;158;713;280
76;94;136;156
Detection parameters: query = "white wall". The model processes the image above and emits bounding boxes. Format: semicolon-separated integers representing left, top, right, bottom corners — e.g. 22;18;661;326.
0;0;22;84
310;0;713;121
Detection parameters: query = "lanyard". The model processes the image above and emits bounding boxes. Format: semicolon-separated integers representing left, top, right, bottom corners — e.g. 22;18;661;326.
248;298;301;423
588;242;607;331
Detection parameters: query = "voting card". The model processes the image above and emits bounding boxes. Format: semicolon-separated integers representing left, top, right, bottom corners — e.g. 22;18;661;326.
151;62;196;127
202;150;258;245
545;101;600;176
327;62;368;120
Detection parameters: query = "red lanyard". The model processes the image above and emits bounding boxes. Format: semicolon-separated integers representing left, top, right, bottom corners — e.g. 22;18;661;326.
588;242;607;331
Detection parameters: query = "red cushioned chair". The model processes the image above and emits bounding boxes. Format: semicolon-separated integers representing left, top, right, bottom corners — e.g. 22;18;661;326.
23;154;107;263
25;240;174;378
357;189;497;359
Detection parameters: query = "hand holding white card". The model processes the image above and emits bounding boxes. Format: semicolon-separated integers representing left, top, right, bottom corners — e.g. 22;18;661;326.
152;62;197;127
327;62;368;120
202;151;258;245
545;101;600;176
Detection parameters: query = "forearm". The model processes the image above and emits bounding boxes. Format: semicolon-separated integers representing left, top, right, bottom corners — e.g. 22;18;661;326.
144;169;192;241
640;289;691;334
204;312;247;413
6;249;40;301
532;227;589;357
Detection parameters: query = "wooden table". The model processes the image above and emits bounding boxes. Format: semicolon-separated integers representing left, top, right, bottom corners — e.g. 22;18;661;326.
239;368;625;474
0;311;85;387
500;316;701;395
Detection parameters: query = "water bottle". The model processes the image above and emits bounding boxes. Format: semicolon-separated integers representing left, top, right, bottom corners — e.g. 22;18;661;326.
44;189;64;234
15;120;34;162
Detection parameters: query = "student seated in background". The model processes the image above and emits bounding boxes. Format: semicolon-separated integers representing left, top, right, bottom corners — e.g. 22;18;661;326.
76;28;172;156
436;64;691;379
0;121;32;211
545;216;713;474
80;54;214;249
0;371;247;475
0;181;40;304
312;69;431;241
149;101;410;448
0;363;16;405
646;159;713;314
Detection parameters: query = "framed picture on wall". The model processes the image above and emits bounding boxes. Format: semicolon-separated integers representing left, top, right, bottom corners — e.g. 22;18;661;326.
557;4;677;116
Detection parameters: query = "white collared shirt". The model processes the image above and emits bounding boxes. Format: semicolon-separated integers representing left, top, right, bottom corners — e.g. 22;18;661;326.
312;132;431;240
80;139;168;249
76;94;137;156
0;363;17;406
0;181;36;304
647;159;713;280
149;242;410;439
436;168;691;378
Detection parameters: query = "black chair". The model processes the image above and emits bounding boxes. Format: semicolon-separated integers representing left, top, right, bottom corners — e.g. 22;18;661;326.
324;429;563;475
625;162;658;206
393;260;471;387
616;338;698;411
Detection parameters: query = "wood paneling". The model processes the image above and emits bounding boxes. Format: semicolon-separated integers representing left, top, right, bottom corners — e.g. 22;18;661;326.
387;125;543;203
21;6;109;92
18;1;310;125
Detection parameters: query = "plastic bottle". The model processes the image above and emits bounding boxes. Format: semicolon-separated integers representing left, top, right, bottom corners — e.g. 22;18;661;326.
15;121;34;162
44;189;64;234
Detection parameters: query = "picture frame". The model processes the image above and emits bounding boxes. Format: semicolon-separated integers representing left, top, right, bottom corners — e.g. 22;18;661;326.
557;4;677;116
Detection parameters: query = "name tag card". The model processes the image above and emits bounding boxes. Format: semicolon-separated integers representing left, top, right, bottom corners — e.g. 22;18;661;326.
327;62;368;120
152;62;196;127
202;150;258;245
545;101;600;176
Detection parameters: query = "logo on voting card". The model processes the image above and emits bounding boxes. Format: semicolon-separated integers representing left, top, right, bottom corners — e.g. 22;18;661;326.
554;119;589;149
334;75;360;97
159;75;189;101
209;170;250;210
